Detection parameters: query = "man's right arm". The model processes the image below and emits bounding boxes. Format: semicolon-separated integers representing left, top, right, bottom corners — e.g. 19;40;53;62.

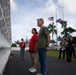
46;34;50;51
46;34;50;47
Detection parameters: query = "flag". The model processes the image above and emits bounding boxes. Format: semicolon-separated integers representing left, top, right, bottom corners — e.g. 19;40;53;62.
56;19;61;22
48;17;54;21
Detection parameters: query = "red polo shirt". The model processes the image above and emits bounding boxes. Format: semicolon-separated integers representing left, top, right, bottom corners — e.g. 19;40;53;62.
19;42;26;48
29;34;38;51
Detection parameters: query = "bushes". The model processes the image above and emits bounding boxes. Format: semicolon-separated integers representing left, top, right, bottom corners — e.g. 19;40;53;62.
11;43;17;47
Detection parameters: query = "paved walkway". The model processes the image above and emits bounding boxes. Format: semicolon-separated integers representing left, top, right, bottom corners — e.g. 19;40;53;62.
4;51;76;75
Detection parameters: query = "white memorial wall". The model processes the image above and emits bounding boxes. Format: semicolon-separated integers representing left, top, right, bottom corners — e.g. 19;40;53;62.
0;0;11;75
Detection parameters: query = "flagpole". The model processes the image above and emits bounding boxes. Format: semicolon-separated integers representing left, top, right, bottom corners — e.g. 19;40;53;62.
62;6;65;29
55;4;58;45
62;6;64;21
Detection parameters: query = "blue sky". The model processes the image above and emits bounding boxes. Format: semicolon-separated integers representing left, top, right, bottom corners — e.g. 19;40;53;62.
10;0;76;42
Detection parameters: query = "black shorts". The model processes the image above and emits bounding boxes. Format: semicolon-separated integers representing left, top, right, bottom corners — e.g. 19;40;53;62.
29;50;37;53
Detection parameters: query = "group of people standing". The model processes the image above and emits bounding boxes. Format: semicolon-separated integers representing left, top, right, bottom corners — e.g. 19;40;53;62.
58;37;76;63
19;18;50;75
19;18;76;75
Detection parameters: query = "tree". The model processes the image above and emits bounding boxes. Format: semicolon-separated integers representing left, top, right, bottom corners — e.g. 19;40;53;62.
61;27;76;37
48;22;57;40
11;43;17;47
60;20;67;28
15;40;19;45
60;20;76;37
15;40;20;47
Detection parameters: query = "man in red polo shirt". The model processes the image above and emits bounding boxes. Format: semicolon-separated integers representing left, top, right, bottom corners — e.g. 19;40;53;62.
19;38;26;60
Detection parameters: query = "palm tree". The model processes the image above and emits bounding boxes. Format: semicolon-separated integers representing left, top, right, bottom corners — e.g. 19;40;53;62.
60;20;67;37
60;20;76;37
61;27;76;37
48;22;57;40
60;20;67;28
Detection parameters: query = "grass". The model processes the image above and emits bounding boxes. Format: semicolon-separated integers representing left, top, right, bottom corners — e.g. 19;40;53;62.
47;50;76;62
47;50;59;58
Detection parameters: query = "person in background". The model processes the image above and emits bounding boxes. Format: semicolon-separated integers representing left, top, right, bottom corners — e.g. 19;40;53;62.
19;38;26;60
29;28;38;73
70;37;76;58
58;37;67;60
66;37;72;63
36;18;50;75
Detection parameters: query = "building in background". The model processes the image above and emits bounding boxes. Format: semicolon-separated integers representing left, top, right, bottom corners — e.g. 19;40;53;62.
0;0;11;74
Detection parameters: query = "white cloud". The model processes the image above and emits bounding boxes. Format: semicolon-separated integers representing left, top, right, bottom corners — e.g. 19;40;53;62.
11;15;39;42
10;0;17;11
12;23;32;42
11;0;76;42
36;0;55;16
58;0;76;15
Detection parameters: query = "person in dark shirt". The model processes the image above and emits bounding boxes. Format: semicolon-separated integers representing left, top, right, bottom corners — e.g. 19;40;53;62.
66;37;72;63
70;37;76;58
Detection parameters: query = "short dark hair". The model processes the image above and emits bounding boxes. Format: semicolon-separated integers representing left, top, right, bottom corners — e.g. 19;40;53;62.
37;18;44;24
21;38;24;41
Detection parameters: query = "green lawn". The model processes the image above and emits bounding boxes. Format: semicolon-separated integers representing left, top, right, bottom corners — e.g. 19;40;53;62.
47;50;59;58
47;50;76;62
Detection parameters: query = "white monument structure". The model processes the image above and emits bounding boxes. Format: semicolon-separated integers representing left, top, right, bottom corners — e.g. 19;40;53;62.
0;0;11;75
